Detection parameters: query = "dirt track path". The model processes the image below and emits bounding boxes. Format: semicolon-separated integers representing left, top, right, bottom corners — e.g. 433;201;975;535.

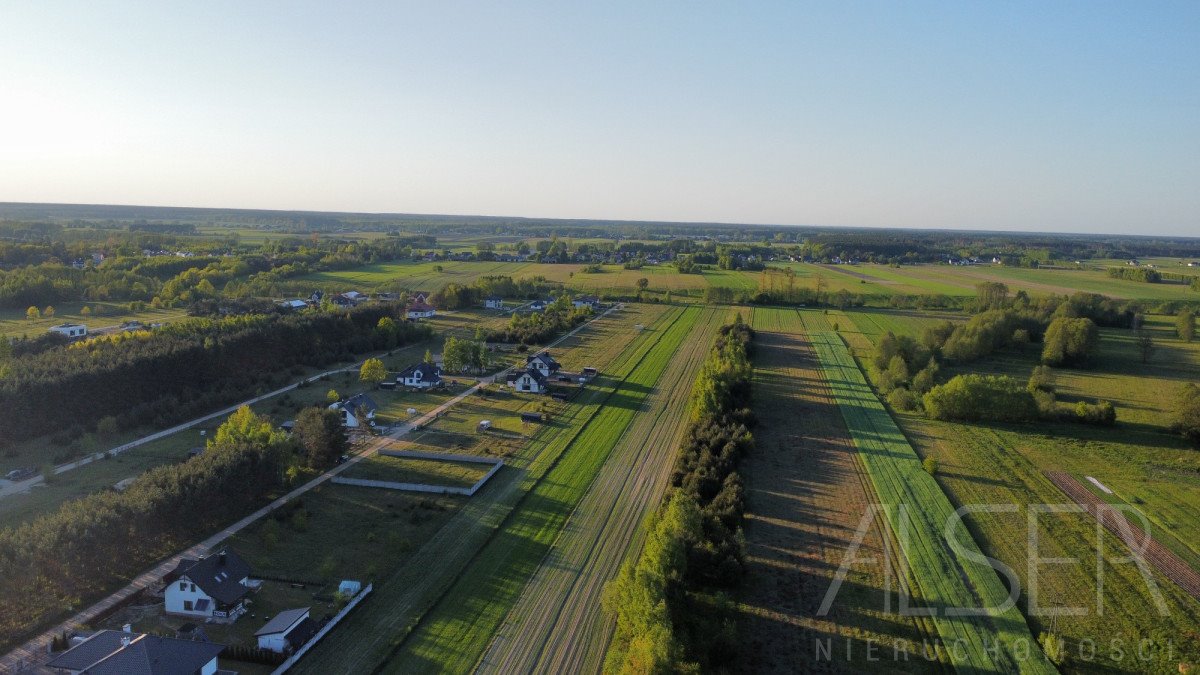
475;307;723;675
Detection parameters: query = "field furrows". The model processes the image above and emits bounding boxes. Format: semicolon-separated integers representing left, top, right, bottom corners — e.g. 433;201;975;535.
292;306;680;673
378;306;701;673
1045;472;1200;601
738;310;929;673
476;307;725;675
808;330;1055;674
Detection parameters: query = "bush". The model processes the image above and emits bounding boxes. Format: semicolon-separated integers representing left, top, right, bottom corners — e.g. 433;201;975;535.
1173;384;1200;446
923;375;1037;423
922;456;938;476
1074;400;1116;426
887;387;921;412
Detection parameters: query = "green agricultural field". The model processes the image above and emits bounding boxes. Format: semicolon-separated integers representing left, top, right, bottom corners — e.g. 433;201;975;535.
291;303;680;674
382;306;703;674
809;330;1055;673
297;260;533;292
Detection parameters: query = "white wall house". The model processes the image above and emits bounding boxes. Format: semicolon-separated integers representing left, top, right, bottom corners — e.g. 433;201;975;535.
397;362;442;389
406;301;436;319
525;352;561;378
48;323;87;338
164;550;252;622
485;296;504;309
330;393;378;428
507;369;548;394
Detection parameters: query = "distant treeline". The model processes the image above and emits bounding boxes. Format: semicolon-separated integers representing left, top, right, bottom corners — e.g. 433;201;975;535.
0;302;431;447
603;317;755;673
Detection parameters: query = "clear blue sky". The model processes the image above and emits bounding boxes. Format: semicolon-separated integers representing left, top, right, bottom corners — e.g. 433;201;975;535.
1;1;1196;234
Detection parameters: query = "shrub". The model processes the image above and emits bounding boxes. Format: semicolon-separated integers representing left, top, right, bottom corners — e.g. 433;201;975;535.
1074;400;1116;426
923;374;1037;422
887;387;922;412
922;456;938;476
1173;384;1200;446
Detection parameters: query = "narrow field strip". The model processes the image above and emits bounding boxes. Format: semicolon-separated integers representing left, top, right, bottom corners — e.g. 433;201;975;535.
1045;472;1200;601
377;307;702;673
809;330;1056;674
291;307;682;674
476;306;728;675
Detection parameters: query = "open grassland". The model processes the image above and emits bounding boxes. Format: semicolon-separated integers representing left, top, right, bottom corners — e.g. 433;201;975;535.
477;306;730;675
0;302;186;339
702;268;760;292
298;260;533;291
738;307;930;673
381;306;702;674
342;454;492;489
885;264;1197;301
532;263;710;294
809;330;1055;673
291;303;678;673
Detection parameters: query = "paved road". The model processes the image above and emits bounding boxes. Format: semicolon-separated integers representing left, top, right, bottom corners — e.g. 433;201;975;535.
0;303;617;673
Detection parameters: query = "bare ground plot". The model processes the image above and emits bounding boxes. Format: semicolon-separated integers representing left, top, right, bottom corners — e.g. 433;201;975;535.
738;312;930;673
342;454;492;489
476;306;729;675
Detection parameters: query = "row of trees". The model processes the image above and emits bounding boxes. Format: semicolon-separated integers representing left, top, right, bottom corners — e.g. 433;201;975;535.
0;407;292;649
428;275;556;310
485;297;592;344
1108;266;1162;283
0;302;430;446
441;337;488;373
603;318;755;673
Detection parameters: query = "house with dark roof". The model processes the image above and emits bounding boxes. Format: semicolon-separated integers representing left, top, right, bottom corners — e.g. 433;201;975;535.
164;549;253;622
572;295;601;310
255;607;319;654
525;352;561;377
507;368;549;394
397;362;443;389
329;393;378;428
47;629;226;675
406;300;436;319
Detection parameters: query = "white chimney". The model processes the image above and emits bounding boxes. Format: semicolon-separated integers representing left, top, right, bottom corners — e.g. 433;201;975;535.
122;624;132;633
120;636;131;647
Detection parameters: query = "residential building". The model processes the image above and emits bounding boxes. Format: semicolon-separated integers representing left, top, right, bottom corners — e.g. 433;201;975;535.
406;301;436;319
329;393;378;428
397;362;443;389
507;368;549;394
47;629;225;675
48;323;87;339
163;549;253;622
484;296;504;309
525;351;561;377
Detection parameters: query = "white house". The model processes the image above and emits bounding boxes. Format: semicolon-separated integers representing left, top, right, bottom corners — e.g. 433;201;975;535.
485;296;504;310
507;368;549;394
47;629;225;675
526;352;561;378
48;323;87;339
164;549;252;622
255;607;318;654
330;393;378;428
528;299;548;311
397;362;442;389
572;295;601;310
406;301;436;319
278;299;308;310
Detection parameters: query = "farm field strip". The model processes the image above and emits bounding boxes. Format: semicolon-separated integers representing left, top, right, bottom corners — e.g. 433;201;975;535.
291;305;686;674
739;307;931;672
809;330;1055;673
1045;472;1200;602
380;306;703;673
477;306;728;675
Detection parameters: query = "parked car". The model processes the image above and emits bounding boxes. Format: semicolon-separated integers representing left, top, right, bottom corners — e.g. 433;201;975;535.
5;467;37;481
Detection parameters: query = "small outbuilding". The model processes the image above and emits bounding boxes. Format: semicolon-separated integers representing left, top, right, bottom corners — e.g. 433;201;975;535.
338;579;363;595
255;607;318;654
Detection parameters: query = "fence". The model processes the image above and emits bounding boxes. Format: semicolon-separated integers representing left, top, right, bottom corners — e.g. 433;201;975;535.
331;450;503;496
269;583;373;674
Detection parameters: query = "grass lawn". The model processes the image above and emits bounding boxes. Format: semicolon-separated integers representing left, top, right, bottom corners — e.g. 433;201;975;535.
342;454;491;489
0;302;186;339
